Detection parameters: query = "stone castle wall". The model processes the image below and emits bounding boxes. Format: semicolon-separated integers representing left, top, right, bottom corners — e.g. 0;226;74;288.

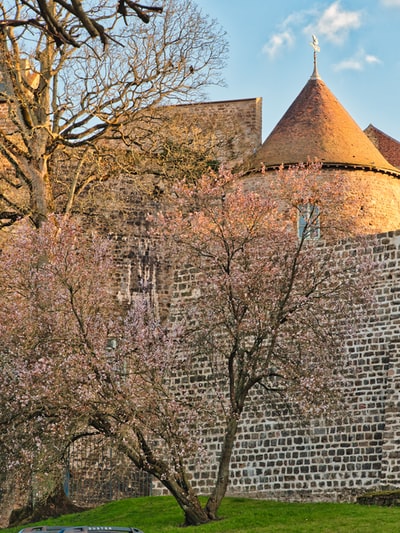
172;97;262;167
153;230;400;502
37;108;400;504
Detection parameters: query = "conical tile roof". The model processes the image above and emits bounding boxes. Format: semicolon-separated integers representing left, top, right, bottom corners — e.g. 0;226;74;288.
251;69;400;176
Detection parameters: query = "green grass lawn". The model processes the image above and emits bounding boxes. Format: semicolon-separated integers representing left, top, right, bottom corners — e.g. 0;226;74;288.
3;496;400;533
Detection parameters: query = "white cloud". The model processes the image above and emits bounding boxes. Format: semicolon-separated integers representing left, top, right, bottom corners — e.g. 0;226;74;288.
381;0;400;6
262;9;313;59
335;59;361;71
334;50;382;71
308;1;363;44
263;2;363;61
365;54;382;65
262;30;294;59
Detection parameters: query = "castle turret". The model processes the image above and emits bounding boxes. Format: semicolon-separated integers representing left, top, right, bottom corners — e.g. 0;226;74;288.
245;43;400;235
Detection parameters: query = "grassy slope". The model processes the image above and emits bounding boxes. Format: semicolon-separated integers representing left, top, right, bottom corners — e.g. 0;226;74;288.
3;496;400;533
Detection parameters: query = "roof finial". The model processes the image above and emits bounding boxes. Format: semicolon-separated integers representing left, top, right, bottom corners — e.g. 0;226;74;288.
310;34;321;79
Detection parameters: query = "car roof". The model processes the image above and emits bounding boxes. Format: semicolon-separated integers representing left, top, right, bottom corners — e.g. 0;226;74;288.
19;527;144;533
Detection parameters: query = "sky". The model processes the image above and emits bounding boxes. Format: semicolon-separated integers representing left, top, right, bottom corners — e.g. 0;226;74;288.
194;0;400;142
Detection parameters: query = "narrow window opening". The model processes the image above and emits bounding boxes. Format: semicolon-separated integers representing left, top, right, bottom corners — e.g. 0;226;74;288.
298;203;320;240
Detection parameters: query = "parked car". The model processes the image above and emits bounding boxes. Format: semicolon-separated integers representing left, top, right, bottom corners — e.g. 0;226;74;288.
18;527;144;533
59;526;143;533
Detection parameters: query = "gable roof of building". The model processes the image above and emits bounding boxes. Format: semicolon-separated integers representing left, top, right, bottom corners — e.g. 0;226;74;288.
249;68;400;176
364;124;400;169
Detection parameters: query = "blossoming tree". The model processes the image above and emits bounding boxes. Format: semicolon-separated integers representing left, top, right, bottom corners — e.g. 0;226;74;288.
155;162;374;520
0;217;214;525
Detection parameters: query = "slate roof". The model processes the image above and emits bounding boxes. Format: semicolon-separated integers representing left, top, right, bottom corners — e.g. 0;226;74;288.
250;71;400;176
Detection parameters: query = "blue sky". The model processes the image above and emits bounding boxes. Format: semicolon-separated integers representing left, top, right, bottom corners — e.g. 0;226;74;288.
195;0;400;141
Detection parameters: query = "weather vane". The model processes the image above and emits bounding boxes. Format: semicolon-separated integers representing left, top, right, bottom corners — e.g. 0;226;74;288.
310;34;321;79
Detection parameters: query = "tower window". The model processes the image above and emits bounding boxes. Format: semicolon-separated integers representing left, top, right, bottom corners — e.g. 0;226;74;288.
298;203;320;240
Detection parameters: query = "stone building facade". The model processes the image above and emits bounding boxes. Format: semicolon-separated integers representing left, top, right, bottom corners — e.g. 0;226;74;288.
147;59;400;501
2;52;400;511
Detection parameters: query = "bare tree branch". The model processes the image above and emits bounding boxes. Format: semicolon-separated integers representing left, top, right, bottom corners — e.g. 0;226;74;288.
0;0;163;48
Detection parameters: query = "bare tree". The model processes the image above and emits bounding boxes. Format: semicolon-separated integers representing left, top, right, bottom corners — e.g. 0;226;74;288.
0;0;227;227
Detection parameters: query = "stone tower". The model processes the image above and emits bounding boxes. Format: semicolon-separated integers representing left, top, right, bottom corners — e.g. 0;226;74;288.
245;52;400;235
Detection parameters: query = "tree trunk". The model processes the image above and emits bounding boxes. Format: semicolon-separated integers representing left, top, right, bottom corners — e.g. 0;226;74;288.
161;476;211;526
117;431;215;526
29;156;54;227
0;472;28;528
205;414;239;519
